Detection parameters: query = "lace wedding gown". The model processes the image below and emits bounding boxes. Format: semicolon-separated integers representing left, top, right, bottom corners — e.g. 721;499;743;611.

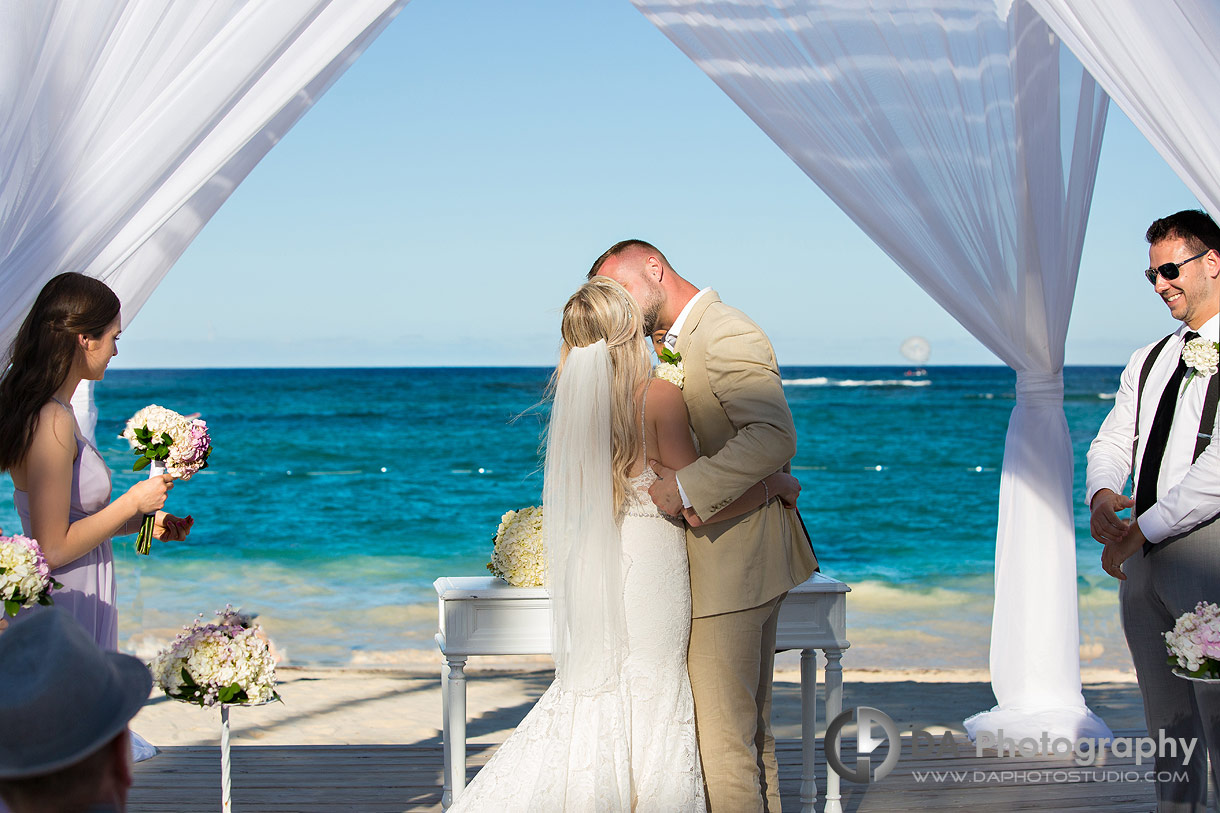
450;469;705;812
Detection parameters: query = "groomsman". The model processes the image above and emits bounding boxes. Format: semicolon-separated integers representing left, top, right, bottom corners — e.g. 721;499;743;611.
1086;210;1220;812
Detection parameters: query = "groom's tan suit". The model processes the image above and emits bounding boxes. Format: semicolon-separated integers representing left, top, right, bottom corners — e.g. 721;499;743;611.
674;291;818;812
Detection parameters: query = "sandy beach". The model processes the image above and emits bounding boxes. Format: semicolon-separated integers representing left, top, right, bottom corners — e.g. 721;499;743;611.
131;662;1148;750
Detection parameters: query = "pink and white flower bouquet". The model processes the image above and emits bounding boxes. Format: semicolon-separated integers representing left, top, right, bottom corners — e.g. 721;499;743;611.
0;534;61;617
151;606;279;707
1165;601;1220;681
123;404;212;555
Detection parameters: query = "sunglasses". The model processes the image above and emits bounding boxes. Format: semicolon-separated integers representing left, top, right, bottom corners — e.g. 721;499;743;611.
1144;249;1209;284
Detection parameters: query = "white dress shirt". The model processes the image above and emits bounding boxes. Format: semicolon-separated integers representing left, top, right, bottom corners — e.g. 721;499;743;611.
1085;314;1220;544
668;288;713;509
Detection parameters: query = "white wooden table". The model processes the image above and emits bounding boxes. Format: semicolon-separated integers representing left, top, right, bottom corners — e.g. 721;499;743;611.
434;573;849;813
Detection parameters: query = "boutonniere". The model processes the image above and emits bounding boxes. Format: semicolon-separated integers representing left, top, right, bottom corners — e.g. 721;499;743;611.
1182;337;1219;391
655;348;684;388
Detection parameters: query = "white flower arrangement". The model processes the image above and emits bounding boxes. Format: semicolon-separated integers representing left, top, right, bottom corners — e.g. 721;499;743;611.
1165;601;1220;680
1182;337;1219;389
0;534;61;617
151;606;280;707
487;505;546;587
654;347;684;389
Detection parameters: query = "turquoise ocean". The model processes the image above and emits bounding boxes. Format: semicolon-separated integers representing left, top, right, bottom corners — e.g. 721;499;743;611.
0;366;1132;672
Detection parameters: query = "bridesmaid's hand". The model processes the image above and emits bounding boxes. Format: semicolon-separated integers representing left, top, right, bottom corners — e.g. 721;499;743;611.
154;512;193;542
127;474;173;515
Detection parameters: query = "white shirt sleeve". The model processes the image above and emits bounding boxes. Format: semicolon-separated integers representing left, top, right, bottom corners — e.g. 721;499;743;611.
1085;349;1142;509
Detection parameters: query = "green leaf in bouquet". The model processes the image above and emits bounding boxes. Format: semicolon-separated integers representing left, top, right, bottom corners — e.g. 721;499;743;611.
135;427;152;441
218;683;247;704
133;456;151;472
658;347;681;364
37;593;53;606
4;600;18;617
152;445;169;458
0;566;7;575
160;432;173;445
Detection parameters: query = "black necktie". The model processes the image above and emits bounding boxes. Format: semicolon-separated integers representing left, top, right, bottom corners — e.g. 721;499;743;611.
1135;331;1200;517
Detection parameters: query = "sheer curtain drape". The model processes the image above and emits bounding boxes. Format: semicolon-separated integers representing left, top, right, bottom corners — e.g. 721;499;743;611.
1029;0;1220;218
0;0;406;363
634;0;1112;739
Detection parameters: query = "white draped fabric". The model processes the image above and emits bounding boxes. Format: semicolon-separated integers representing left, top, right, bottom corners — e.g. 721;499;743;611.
1029;0;1220;218
634;0;1112;740
0;0;406;362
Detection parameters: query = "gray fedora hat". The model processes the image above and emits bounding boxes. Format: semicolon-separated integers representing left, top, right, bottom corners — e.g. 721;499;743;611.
0;607;152;779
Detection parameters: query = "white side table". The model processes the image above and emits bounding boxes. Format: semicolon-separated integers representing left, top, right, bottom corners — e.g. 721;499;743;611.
435;573;849;813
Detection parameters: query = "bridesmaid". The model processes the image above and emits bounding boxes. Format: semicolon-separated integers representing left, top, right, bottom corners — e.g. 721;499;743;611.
0;272;193;648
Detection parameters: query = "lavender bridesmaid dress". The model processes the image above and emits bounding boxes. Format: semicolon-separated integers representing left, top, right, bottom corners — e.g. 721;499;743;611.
13;399;156;762
14;404;117;648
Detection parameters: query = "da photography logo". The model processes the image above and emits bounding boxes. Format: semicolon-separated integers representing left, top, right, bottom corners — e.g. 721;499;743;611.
825;706;901;783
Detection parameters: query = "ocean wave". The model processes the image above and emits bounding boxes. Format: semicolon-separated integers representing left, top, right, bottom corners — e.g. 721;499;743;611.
782;377;931;388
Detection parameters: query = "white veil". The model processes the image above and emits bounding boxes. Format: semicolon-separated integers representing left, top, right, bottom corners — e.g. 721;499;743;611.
543;339;628;694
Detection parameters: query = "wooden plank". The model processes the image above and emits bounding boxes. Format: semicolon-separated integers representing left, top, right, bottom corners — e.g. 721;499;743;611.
128;737;1166;813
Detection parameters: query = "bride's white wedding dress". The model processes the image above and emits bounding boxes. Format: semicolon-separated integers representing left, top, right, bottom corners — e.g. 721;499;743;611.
450;467;705;812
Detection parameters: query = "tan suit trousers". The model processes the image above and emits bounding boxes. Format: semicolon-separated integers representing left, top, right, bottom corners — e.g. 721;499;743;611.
688;593;785;813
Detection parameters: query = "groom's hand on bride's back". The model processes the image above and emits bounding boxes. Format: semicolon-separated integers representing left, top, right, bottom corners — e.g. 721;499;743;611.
647;460;685;517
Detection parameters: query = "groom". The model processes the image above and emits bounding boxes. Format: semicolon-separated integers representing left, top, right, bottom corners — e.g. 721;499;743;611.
591;240;818;812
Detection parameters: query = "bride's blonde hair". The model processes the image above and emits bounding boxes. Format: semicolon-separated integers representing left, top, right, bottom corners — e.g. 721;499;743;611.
553;277;652;511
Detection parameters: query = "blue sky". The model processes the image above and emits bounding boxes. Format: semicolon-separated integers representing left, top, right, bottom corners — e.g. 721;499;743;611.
115;0;1201;369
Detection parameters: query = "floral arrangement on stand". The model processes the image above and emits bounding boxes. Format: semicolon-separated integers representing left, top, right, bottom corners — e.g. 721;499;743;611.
123;404;213;555
1165;601;1220;681
654;347;684;388
487;505;545;587
152;606;278;812
151;605;279;707
0;533;61;617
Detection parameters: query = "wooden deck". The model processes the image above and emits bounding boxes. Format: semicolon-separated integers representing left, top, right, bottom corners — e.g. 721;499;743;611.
129;732;1174;812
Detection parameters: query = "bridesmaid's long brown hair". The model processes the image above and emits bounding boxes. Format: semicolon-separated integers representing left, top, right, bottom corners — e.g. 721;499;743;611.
0;273;120;471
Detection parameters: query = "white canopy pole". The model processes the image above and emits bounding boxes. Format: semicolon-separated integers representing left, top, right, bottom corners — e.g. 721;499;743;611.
634;0;1112;740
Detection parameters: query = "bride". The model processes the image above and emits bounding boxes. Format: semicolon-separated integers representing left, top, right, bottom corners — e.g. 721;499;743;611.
451;278;799;812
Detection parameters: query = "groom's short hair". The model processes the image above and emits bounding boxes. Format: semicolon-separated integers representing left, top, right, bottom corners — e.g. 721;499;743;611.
588;240;673;280
1146;209;1220;255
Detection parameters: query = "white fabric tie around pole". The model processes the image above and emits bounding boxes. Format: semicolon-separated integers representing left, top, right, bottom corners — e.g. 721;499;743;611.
634;0;1112;741
0;0;407;388
1028;0;1220;218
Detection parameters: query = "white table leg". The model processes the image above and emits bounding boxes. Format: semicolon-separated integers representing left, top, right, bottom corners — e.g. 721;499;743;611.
443;656;468;808
799;648;817;813
823;648;844;813
440;657;452;810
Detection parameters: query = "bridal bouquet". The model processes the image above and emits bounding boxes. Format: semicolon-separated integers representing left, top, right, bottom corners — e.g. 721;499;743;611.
487;505;546;587
151;606;280;707
1165;601;1220;681
0;534;61;617
123;405;212;555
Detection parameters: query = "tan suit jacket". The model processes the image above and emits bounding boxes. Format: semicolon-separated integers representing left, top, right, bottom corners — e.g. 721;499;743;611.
676;292;818;617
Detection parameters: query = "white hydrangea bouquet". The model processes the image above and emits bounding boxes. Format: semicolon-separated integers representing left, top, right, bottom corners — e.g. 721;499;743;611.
654;347;684;388
123;404;213;555
1182;336;1219;390
152;606;279;707
1165;601;1220;681
0;534;61;617
487;505;546;587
